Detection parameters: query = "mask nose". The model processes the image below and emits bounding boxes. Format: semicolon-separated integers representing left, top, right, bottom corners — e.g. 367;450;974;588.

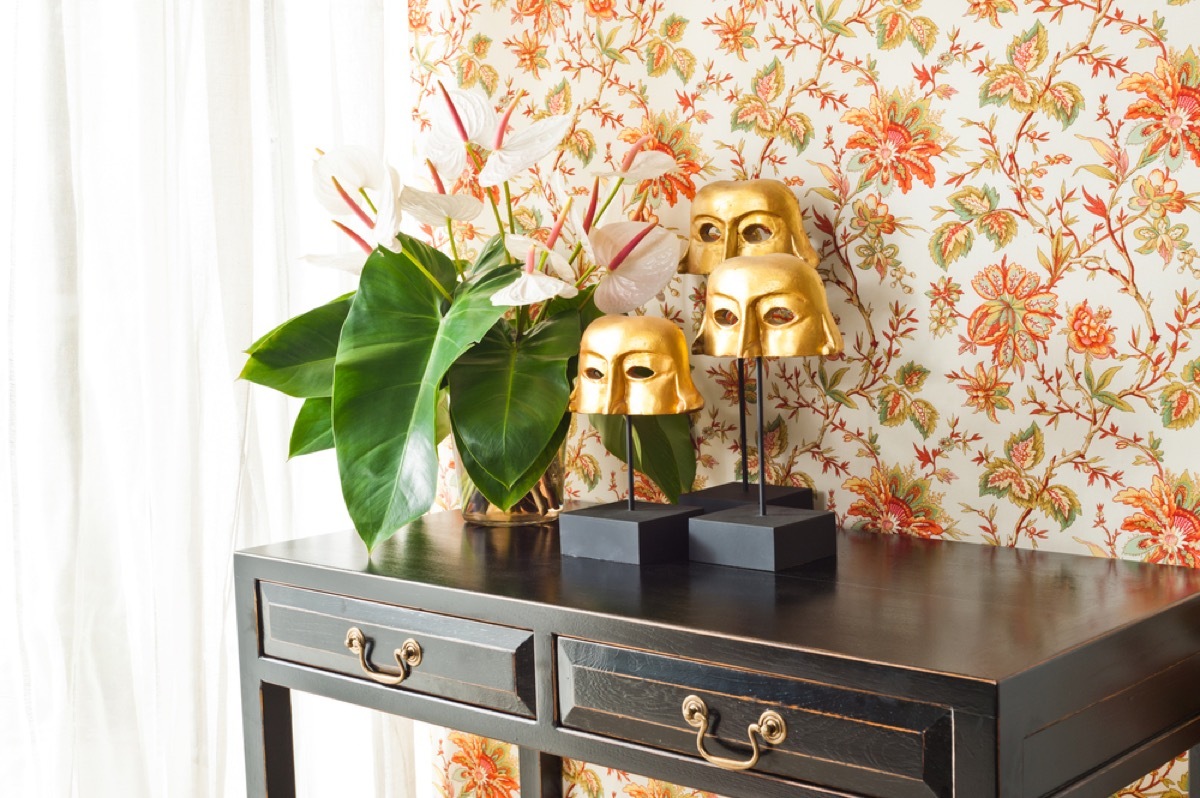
734;310;761;359
725;227;741;260
600;374;624;414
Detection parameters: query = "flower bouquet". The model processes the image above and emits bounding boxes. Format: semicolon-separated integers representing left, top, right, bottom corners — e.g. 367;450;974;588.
241;86;696;551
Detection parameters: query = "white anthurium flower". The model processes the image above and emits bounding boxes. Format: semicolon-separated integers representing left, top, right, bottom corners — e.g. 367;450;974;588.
312;147;404;249
430;85;572;187
312;146;389;216
590;221;679;314
593;149;677;182
491;248;578;307
399;186;483;227
369;165;405;249
506;235;574;281
490;270;579;306
477;114;573;188
300;252;370;276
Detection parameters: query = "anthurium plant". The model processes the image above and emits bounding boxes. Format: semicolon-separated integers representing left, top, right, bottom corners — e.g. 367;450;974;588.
241;86;696;552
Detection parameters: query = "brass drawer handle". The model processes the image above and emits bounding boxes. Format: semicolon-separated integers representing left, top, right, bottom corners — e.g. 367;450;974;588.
681;694;787;771
344;627;422;686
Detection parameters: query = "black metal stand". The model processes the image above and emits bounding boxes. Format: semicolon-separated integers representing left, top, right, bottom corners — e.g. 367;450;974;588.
687;357;838;572
559;414;701;565
679;357;813;512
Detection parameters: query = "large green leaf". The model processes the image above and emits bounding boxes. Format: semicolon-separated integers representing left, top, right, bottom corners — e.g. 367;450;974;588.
467;234;517;278
590;413;696;502
332;243;515;551
240;293;353;397
289;397;333;457
454;413;571;510
448;314;580;491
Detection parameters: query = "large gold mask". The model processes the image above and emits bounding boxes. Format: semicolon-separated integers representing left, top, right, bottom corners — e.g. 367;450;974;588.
683;179;820;275
570;316;705;416
695;254;843;358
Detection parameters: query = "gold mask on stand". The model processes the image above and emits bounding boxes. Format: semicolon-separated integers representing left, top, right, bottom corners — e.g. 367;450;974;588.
683;179;821;275
570;316;705;416
695;254;843;358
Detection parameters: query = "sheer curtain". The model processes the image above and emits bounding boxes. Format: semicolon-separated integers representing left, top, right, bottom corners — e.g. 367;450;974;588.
1;1;416;795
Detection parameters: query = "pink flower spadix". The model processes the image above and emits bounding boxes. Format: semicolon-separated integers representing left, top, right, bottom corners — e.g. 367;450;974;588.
427;85;572;188
303;146;405;274
588;221;680;314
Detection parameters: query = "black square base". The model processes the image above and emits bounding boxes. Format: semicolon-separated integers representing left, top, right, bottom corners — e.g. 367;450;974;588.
559;501;704;565
678;482;814;512
689;505;837;571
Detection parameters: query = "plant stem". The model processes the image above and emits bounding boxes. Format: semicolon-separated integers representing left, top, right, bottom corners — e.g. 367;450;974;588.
445;219;461;273
503;182;516;234
399;248;453;302
593;177;625;226
575;263;598;288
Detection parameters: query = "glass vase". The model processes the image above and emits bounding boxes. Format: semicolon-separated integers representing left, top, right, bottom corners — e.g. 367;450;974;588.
456;446;566;527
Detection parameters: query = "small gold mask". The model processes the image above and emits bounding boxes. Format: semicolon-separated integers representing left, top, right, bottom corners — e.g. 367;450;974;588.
683;179;821;275
570;316;705;416
695;254;844;358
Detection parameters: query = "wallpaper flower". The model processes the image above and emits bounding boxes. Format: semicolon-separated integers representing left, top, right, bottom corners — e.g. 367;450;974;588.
409;0;1200;794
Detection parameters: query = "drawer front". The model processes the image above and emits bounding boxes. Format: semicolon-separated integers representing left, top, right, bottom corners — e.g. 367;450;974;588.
558;638;953;798
259;582;536;717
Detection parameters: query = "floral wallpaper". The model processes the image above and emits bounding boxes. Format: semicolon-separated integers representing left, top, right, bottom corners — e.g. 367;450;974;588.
409;0;1200;795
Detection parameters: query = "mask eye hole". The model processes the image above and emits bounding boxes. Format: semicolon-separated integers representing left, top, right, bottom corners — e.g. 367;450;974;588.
625;365;655;380
741;223;774;244
714;309;739;327
698;222;723;243
584;367;605;380
763;307;796;326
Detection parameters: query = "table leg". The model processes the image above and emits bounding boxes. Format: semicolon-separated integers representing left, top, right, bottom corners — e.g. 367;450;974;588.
519;748;563;798
240;680;296;797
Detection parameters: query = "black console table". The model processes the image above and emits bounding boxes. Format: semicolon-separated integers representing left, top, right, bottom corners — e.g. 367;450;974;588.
235;511;1200;797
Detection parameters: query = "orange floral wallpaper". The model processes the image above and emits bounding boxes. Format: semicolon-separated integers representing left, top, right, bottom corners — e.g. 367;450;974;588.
410;0;1200;795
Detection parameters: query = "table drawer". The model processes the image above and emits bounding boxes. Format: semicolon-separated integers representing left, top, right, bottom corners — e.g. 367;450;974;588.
259;582;536;717
558;638;953;798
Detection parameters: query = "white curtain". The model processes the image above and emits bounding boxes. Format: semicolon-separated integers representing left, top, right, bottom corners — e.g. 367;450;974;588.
1;0;417;795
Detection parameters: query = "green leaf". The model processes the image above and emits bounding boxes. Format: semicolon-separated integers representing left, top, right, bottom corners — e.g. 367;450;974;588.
929;221;974;268
906;16;937;55
645;39;673;77
1007;22;1048;71
332;247;516;552
1040;483;1081;529
979;458;1039;508
948;185;997;220
449;314;581;491
1159;382;1200;429
454;413;570;511
876;9;907;50
909;399;938;439
1094;364;1121;392
753;57;785;102
1041;82;1084;128
467;234;517;278
590;413;696;502
977;210;1018;248
240;293;353;397
877;385;909;426
1094;391;1134;412
1005;423;1045;469
289;397;333;457
896;362;930;391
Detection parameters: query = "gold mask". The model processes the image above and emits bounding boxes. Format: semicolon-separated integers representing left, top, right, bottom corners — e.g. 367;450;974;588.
695;254;844;358
570;316;705;416
683;179;821;275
